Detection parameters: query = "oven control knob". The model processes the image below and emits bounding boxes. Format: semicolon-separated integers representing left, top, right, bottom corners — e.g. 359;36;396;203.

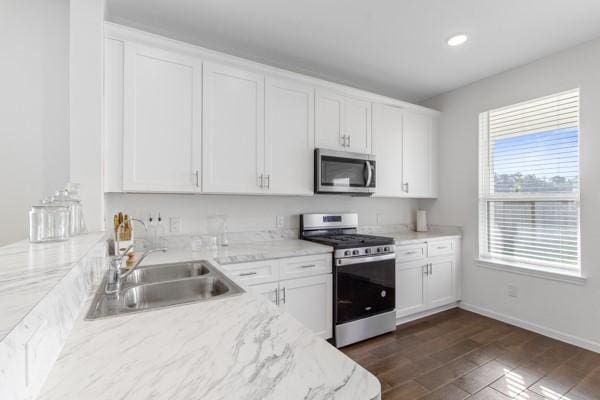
344;250;351;256
365;248;371;254
376;247;383;253
384;246;390;252
381;290;387;298
352;249;359;256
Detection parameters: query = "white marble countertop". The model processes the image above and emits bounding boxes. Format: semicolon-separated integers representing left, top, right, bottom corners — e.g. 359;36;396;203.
37;245;380;400
385;230;462;246
0;232;106;340
212;239;333;264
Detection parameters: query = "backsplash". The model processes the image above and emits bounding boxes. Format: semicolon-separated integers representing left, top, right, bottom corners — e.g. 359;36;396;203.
105;193;420;234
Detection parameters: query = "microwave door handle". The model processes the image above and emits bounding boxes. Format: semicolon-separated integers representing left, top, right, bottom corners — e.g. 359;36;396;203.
365;161;373;187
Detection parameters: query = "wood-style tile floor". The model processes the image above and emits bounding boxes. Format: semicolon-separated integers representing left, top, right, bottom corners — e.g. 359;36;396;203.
341;309;600;400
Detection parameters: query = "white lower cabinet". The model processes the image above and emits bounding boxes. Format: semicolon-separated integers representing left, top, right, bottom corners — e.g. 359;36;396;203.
222;253;333;339
426;259;455;308
279;274;333;339
395;239;460;320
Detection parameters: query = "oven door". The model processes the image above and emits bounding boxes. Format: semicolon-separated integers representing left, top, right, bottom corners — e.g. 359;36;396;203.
335;253;395;325
315;149;375;195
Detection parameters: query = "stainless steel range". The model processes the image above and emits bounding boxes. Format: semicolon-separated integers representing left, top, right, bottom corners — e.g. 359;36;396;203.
300;213;396;347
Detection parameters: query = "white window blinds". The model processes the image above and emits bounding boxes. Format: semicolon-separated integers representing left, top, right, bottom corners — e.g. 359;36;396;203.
479;89;580;270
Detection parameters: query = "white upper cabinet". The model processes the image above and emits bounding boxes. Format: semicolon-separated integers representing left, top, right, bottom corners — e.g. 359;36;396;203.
402;111;434;197
372;103;404;197
315;90;344;150
315;89;372;154
265;77;314;195
202;62;265;193
344;97;371;154
122;43;202;192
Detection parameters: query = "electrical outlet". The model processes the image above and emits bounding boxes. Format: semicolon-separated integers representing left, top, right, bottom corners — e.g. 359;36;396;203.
508;285;519;298
169;216;182;233
276;216;285;229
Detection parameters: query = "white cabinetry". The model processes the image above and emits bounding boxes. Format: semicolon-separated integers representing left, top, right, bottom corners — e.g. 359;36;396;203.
372;103;404;197
202;62;265;193
265;77;315;195
222;253;333;339
402;111;435;197
122;43;202;192
395;238;460;321
315;90;371;154
372;104;438;198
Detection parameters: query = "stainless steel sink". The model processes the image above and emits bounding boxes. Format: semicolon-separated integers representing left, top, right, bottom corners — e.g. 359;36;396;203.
86;260;244;320
123;262;210;286
122;276;229;310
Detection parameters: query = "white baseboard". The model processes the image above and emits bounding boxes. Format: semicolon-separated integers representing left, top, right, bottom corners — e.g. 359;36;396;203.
396;302;459;326
460;302;600;354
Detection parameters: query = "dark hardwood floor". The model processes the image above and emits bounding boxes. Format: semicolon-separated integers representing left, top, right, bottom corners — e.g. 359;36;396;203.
341;309;600;400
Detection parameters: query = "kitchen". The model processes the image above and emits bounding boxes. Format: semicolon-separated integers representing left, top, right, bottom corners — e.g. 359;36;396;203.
2;1;600;399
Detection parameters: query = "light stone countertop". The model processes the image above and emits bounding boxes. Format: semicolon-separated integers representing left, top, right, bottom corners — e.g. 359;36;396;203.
0;232;106;340
388;231;462;246
37;243;381;400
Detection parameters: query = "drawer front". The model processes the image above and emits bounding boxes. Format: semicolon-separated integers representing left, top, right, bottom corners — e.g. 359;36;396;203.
221;260;280;285
395;244;427;263
280;253;332;279
427;240;455;257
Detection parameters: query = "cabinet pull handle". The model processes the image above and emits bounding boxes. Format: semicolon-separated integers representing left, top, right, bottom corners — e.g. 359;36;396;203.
405;251;418;255
239;271;257;277
423;265;429;275
347;135;351;147
259;174;264;188
437;246;447;250
195;170;200;187
340;135;347;147
301;264;316;268
274;288;279;306
429;263;433;275
402;182;409;193
281;287;286;304
266;174;271;189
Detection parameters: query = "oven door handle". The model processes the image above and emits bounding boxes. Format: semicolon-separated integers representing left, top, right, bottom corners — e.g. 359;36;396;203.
364;161;373;187
337;253;395;266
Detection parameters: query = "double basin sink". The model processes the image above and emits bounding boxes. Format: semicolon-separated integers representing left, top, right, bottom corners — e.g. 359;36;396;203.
86;260;244;320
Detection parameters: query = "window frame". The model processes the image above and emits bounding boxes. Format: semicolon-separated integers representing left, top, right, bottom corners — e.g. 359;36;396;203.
478;90;582;275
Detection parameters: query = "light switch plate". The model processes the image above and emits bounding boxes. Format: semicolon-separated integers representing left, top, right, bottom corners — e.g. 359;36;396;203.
169;217;182;233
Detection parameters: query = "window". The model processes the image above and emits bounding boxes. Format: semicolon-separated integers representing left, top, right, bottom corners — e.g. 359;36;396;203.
479;89;580;273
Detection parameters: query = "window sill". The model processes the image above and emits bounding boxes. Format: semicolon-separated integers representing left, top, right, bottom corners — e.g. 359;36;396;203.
475;258;586;285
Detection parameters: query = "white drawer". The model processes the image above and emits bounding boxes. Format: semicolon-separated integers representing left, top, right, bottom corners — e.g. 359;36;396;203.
221;260;279;285
395;244;427;263
280;253;332;279
427;240;455;257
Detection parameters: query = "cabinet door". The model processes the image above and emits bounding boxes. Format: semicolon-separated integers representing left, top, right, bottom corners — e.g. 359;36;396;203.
280;274;333;339
372;103;404;196
395;262;427;318
265;78;314;195
315;89;345;151
344;97;371;154
426;259;455;308
250;281;280;306
402;111;433;196
123;43;202;192
202;62;265;193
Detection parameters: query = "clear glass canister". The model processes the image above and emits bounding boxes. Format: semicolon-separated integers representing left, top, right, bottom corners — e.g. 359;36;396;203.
29;205;70;243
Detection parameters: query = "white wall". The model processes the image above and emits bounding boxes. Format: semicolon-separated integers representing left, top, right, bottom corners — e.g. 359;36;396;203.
421;38;600;351
0;0;70;245
105;193;418;234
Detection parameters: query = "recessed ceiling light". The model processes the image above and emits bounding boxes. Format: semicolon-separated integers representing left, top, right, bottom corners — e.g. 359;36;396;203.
447;34;468;47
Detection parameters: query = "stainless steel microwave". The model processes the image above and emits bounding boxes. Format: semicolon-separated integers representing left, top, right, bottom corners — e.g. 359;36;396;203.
314;149;376;195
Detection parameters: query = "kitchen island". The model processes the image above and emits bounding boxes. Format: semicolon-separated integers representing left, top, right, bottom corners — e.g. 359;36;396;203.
36;245;381;400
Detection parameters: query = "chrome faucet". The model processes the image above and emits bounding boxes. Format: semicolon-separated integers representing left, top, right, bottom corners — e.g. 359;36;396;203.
105;218;167;294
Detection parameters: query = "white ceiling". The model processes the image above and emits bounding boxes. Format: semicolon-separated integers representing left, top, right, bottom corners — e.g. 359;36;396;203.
106;0;600;102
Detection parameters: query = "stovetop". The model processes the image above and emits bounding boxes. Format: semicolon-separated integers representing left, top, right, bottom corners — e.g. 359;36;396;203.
304;233;394;249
